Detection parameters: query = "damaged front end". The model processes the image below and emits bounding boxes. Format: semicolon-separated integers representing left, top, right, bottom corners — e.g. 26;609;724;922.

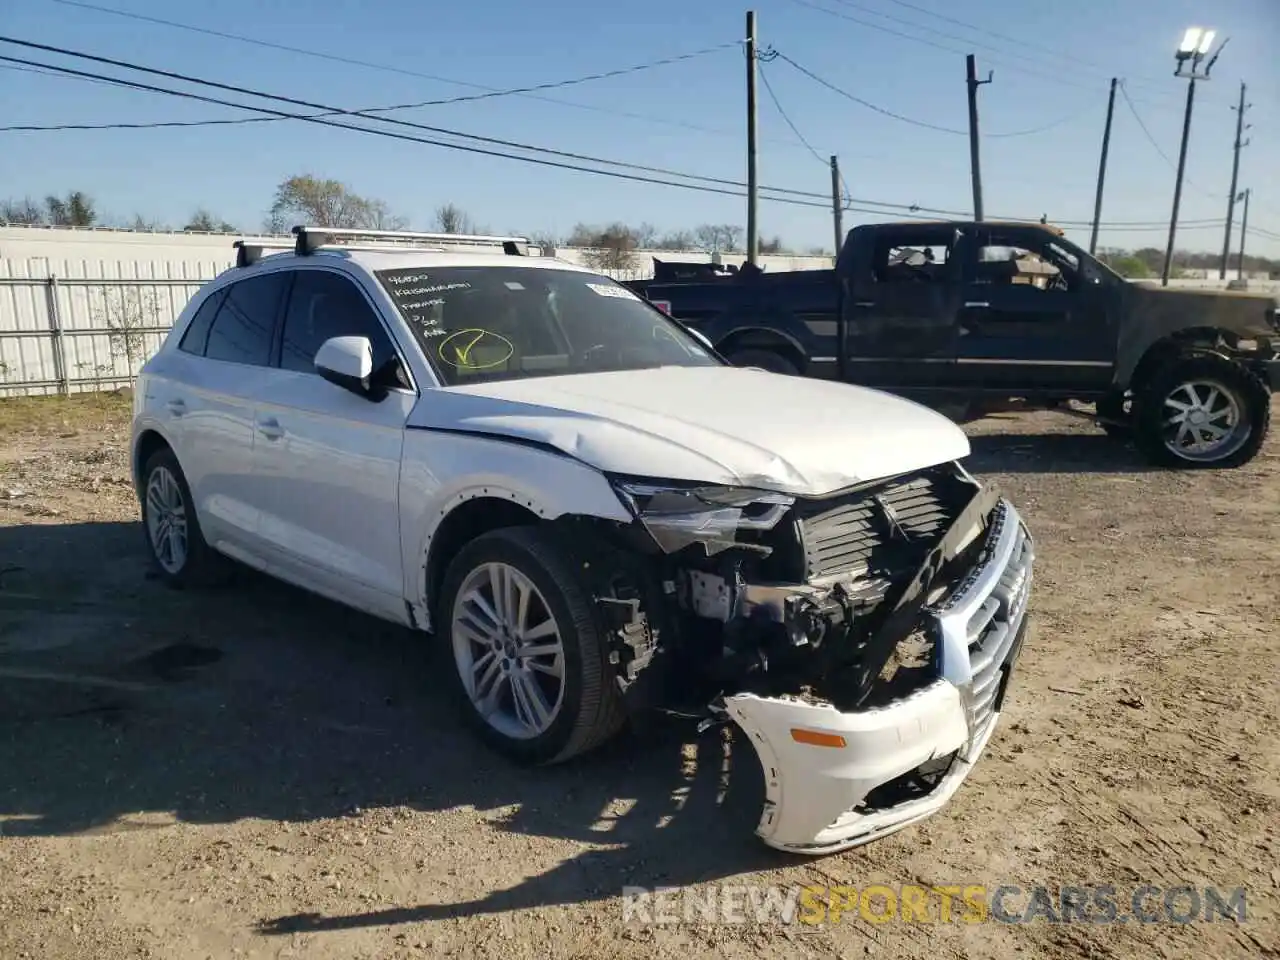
607;463;1034;855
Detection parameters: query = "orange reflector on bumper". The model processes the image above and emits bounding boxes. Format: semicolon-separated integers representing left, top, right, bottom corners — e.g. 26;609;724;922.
790;728;847;748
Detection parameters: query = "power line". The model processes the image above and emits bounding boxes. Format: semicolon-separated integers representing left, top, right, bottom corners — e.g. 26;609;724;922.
0;36;843;204
772;49;965;134
757;60;829;168
773;49;1091;138
2;51;1218;233
0;49;869;217
785;0;1220;110
1117;80;1223;202
1;61;856;160
0;39;1231;233
784;0;1112;99
40;0;793;147
867;0;1173;91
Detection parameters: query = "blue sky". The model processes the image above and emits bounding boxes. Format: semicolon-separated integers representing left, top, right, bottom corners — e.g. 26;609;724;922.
1;0;1277;257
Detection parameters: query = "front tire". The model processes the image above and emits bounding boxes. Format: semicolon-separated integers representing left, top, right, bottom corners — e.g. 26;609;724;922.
1132;353;1271;468
436;526;626;765
139;447;228;587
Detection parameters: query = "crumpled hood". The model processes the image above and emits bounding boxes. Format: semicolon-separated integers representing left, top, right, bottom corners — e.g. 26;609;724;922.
410;366;970;496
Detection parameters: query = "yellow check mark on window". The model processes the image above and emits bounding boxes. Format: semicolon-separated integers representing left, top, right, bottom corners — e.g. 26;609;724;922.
453;330;486;366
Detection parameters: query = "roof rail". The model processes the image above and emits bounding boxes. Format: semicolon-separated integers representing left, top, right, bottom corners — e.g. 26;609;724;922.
233;238;295;268
290;225;531;258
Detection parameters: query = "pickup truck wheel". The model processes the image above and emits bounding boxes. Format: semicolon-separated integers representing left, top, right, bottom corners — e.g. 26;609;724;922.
726;348;800;376
140;448;228;588
438;526;625;765
1095;391;1131;439
1132;354;1271;468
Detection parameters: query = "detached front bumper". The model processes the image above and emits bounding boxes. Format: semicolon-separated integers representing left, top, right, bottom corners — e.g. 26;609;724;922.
724;498;1034;855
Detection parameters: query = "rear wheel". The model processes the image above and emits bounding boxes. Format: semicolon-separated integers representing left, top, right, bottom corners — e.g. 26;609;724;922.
1132;353;1271;468
437;526;625;765
725;348;800;375
139;448;228;587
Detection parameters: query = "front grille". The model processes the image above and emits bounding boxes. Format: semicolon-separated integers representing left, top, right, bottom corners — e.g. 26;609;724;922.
965;524;1033;734
794;468;967;580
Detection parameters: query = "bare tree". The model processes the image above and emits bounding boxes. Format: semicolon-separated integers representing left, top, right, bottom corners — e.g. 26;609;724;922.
40;191;97;227
693;223;743;254
94;287;163;388
433;203;476;234
0;197;45;225
269;174;408;230
654;230;695;251
127;214;168;232
184;209;237;233
570;222;642;272
759;235;789;255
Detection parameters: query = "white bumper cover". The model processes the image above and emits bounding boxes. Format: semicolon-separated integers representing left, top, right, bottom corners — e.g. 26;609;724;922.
725;498;1034;855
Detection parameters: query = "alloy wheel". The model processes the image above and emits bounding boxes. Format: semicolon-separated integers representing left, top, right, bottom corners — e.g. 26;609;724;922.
450;561;566;740
145;465;189;574
1160;379;1250;463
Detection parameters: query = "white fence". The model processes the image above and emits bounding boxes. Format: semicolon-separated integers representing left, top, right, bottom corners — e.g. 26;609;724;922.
0;259;228;396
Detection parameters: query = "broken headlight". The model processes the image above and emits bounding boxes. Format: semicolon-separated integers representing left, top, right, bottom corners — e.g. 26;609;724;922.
611;480;794;554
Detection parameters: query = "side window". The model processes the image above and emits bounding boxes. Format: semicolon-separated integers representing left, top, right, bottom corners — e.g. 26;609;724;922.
873;234;953;284
279;270;401;378
205;272;289;366
973;233;1076;292
177;288;226;356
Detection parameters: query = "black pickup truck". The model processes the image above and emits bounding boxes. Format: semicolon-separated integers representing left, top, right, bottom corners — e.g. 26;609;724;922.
625;220;1280;469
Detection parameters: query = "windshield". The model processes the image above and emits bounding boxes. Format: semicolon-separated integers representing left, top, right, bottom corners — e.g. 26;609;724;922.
375;266;721;386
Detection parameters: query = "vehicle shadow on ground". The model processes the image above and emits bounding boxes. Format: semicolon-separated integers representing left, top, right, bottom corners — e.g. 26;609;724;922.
964;429;1154;475
0;521;790;929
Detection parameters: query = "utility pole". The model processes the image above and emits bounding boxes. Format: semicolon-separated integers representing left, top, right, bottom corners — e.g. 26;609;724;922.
830;155;844;256
1236;187;1250;279
1161;76;1197;286
1219;81;1249;278
1088;78;1118;255
1163;27;1225;286
965;54;991;222
745;10;759;266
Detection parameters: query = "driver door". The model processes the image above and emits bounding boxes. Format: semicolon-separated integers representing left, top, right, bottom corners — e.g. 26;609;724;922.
250;266;416;623
953;227;1115;393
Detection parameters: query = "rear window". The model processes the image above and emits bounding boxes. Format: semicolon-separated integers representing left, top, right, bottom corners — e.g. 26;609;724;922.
374;266;720;386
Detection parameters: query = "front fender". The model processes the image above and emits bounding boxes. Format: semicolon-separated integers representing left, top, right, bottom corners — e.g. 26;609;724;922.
399;428;632;626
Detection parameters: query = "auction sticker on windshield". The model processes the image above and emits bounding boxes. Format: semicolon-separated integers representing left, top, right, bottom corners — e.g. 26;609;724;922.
585;283;640;299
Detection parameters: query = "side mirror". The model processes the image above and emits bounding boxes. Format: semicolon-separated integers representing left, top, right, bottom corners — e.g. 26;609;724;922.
315;335;376;398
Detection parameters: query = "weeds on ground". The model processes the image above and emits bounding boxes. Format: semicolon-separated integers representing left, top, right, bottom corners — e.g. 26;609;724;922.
0;391;132;440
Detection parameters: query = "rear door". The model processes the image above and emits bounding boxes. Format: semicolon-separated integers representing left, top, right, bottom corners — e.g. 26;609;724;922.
250;266;415;623
162;270;290;566
840;225;961;391
953;226;1115;394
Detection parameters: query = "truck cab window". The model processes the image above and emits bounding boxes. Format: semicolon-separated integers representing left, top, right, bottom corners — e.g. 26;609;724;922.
974;235;1078;293
873;238;952;284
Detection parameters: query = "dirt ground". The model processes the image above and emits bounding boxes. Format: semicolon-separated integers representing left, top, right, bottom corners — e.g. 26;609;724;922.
0;393;1277;960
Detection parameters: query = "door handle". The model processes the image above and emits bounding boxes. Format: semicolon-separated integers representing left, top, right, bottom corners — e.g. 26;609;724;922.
256;417;284;440
853;301;876;308
166;398;186;417
963;301;990;308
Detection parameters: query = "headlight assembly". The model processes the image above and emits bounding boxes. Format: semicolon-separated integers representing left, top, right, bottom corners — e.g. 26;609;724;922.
611;480;794;554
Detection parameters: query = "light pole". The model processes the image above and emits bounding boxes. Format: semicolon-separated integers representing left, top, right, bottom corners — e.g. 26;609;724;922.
1161;27;1224;287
